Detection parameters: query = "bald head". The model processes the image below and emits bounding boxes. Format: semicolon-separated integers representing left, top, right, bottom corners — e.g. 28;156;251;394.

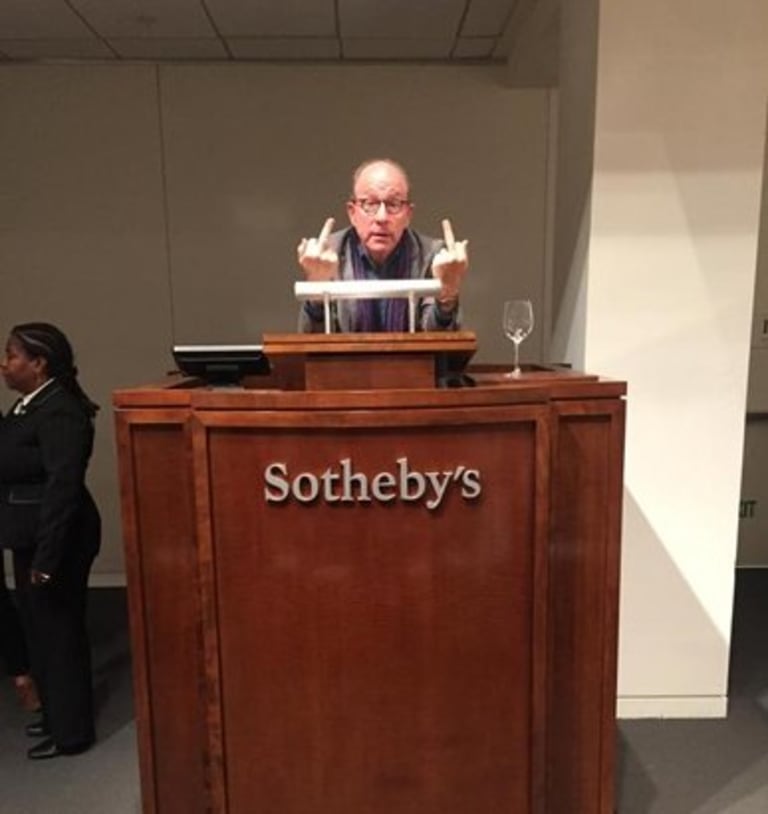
351;159;411;198
346;159;414;264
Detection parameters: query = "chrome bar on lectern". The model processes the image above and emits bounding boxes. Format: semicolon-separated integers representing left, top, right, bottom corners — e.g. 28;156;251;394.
294;279;442;334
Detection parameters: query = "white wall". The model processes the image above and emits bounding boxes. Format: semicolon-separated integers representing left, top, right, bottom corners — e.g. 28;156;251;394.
586;2;768;716
747;120;768;415
0;63;552;582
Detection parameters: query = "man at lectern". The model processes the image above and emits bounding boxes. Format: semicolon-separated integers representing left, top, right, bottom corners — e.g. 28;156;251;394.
297;158;469;333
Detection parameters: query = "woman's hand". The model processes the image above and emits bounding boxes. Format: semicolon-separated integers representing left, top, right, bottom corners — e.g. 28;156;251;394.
30;569;52;586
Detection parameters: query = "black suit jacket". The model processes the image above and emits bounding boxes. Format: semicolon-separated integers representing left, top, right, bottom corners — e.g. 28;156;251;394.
0;382;100;575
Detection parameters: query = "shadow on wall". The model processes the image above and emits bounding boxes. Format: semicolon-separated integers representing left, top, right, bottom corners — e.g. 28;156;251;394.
618;489;732;703
549;197;589;368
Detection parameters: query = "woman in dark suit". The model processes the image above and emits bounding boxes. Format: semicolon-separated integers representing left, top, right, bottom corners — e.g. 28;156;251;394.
0;322;100;759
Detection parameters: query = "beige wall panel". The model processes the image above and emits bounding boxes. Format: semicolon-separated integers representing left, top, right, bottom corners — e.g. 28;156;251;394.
746;117;768;415
158;64;551;365
0;65;171;579
740;114;768;564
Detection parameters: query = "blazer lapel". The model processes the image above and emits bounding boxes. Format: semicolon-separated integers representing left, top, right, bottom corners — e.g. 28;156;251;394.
21;382;63;414
9;398;26;416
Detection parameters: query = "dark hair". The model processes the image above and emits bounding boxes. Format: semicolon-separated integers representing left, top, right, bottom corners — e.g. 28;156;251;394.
10;322;99;417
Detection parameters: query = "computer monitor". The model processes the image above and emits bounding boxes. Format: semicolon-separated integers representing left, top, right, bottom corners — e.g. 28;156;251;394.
172;344;271;385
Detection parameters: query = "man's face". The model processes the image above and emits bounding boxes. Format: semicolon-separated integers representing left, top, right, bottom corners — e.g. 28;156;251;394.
346;162;413;264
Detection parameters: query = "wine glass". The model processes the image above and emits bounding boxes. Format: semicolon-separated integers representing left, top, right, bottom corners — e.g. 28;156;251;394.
502;299;534;378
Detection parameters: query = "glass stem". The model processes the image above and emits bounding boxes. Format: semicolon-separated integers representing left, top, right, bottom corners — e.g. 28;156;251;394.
513;340;520;374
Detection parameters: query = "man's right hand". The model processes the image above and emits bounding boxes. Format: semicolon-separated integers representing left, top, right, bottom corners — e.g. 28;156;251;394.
297;217;339;281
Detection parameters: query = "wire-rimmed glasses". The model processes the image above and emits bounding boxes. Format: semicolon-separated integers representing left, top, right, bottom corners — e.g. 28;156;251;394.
351;198;411;216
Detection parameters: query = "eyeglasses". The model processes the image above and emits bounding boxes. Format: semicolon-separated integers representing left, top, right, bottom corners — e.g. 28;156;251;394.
351;198;410;216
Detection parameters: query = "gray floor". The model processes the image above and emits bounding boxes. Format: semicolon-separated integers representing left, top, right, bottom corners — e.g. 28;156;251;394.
618;569;768;814
1;571;767;814
0;590;140;814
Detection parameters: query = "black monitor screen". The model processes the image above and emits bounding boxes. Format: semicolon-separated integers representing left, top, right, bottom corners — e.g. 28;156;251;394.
172;344;271;385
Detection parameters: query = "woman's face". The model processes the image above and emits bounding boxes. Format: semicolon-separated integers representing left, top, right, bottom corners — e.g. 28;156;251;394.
0;337;47;395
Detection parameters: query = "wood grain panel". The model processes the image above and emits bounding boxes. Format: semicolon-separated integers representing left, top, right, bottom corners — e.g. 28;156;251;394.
546;400;625;814
114;373;624;814
263;331;478;355
207;416;546;814
194;404;544;430
114;414;157;814
305;352;435;390
127;422;209;814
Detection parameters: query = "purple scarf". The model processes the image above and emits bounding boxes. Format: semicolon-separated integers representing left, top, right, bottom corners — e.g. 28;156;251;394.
350;234;411;332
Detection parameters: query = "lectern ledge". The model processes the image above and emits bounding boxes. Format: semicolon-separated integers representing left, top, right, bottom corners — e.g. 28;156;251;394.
114;331;625;814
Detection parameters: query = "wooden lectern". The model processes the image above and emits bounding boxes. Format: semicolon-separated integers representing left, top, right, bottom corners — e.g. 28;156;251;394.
113;333;625;814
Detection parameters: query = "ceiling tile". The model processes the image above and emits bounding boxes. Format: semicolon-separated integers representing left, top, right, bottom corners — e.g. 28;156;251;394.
339;0;465;40
0;38;114;59
69;0;214;38
453;37;496;59
206;0;336;37
227;37;340;60
0;0;554;69
493;0;558;61
342;38;452;60
0;0;93;38
461;0;517;37
109;37;229;60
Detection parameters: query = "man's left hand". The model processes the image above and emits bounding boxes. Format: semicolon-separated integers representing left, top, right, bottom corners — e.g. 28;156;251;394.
432;218;468;308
